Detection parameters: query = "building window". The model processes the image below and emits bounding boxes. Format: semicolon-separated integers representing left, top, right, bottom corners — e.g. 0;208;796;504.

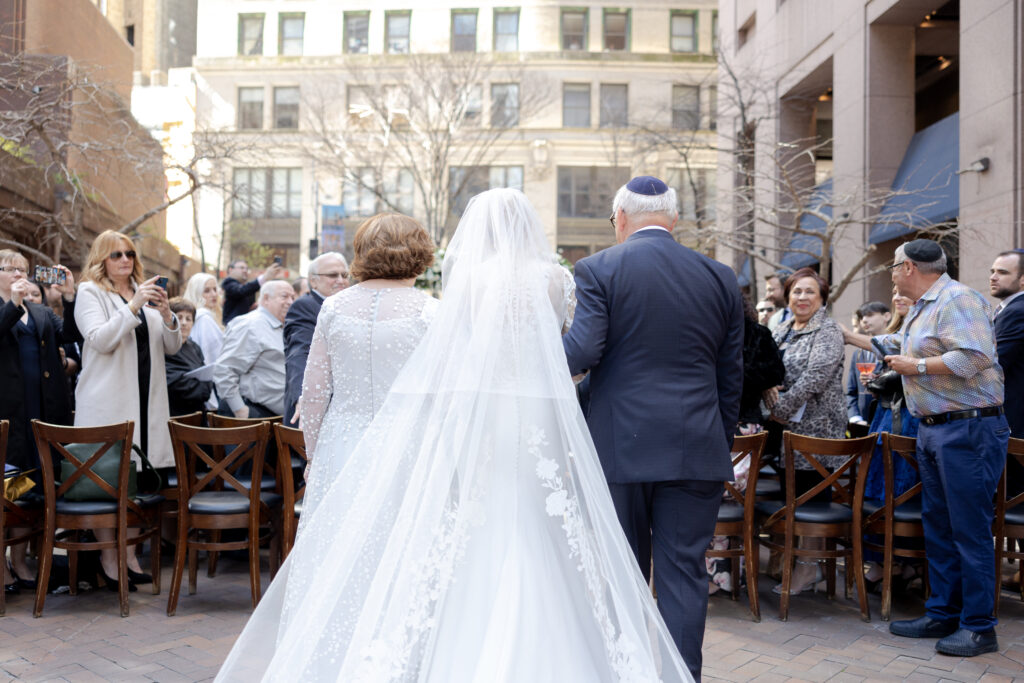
603;10;628;51
464;84;483;123
279;13;305;56
490;165;523;191
707;86;717;130
490;83;519;127
386;11;411;54
599;84;627;128
557;166;630;218
125;24;135;46
450;165;523;215
384;168;415;214
561;9;586;50
668;167;717;221
347;85;372;121
343;168;378;217
562;83;591;128
494;9;519;52
451;10;477;52
670;11;696;53
238;14;265;56
233;168;302;218
237;87;264;129
273;87;299;129
344;12;369;54
712;11;719;52
672;85;700;130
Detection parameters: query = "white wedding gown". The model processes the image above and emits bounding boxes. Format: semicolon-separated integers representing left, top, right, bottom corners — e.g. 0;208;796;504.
216;189;693;683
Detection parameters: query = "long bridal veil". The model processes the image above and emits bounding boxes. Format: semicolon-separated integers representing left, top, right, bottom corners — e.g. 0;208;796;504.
216;188;693;682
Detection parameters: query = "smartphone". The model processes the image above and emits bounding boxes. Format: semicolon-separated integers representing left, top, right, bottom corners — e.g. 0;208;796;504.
273;256;283;266
155;276;169;290
33;265;66;285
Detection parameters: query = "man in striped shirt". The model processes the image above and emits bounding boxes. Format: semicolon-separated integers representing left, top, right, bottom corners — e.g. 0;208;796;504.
873;239;1008;657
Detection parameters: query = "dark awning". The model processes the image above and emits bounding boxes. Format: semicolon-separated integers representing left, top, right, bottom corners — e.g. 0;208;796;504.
870;112;959;244
779;179;832;272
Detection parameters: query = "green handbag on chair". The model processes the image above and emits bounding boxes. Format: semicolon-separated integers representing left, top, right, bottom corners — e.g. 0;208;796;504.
60;441;163;501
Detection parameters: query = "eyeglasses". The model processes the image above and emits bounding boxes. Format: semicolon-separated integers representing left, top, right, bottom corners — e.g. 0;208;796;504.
109;250;136;261
887;261;906;271
314;271;349;280
0;266;27;274
609;213;616;229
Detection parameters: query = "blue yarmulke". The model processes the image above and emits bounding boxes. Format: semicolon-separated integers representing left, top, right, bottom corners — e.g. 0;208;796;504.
626;176;669;196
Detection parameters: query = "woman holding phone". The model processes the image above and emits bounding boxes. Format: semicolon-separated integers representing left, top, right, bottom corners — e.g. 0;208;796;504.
75;230;181;590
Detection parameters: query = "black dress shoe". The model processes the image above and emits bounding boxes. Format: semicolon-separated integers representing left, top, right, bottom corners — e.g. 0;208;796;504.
4;581;19;595
99;571;137;593
126;569;152;585
11;568;37;590
935;628;998;657
890;615;959;639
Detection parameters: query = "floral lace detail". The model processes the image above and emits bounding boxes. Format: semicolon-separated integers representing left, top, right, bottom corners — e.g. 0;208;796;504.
532;426;658;683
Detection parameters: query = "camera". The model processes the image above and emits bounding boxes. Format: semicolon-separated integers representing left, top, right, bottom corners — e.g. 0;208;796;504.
33;265;66;286
273;256;283;266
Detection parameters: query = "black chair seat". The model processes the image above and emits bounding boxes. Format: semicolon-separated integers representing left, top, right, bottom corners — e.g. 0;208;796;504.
294;499;303;517
188;491;283;515
14;492;44;508
1004;507;1024;527
755;479;782;499
291;455;305;470
755;499;853;524
862;498;923;523
238;474;277;491
163;471;179;488
55;493;165;515
716;502;745;523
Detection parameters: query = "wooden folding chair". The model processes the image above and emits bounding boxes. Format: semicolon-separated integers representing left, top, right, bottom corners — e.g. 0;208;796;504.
708;431;768;621
32;420;162;617
994;437;1024;616
273;424;309;560
756;431;876;621
1;420;45;616
166;421;280;615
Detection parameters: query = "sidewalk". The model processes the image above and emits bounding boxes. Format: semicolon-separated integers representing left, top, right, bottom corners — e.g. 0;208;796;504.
2;554;1024;682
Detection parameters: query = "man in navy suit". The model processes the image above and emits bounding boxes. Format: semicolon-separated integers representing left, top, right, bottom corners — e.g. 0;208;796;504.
562;176;743;680
284;252;350;424
222;259;284;325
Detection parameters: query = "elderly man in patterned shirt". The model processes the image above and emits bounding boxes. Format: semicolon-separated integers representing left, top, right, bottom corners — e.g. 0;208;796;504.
871;239;1009;657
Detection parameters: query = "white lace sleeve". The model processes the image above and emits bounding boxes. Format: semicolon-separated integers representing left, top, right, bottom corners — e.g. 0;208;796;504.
299;302;333;456
561;266;576;335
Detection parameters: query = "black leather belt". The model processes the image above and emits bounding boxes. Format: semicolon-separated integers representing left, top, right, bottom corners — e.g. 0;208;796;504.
920;406;1004;426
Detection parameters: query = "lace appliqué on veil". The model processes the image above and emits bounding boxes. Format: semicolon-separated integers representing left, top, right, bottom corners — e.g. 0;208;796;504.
532;426;658;683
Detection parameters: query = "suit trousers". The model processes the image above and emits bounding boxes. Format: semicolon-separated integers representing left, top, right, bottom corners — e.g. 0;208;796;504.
609;479;723;681
917;413;1009;631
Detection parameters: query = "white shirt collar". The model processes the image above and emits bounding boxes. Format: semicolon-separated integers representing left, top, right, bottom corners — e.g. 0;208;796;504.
635;226;671;234
996;290;1024;313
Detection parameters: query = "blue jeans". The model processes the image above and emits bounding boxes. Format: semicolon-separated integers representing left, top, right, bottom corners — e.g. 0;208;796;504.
917;413;1010;631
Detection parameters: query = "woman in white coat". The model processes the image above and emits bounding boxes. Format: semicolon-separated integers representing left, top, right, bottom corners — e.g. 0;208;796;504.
182;272;224;411
74;230;181;589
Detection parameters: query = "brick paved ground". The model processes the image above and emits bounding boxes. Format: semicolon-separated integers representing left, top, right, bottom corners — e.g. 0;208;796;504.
2;549;1024;682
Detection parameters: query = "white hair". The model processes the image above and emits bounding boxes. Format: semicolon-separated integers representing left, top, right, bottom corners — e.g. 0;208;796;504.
183;272;217;310
260;279;292;299
308;251;348;277
612;183;679;220
895;243;947;275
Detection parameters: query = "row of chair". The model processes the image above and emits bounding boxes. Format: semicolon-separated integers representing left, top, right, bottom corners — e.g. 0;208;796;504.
713;430;1024;623
0;414;310;618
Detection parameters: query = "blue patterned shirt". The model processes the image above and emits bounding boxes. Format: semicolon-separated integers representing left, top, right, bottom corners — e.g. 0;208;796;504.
873;273;1003;417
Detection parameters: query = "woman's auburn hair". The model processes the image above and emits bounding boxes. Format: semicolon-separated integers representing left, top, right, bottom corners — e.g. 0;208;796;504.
349;213;435;281
82;230;143;291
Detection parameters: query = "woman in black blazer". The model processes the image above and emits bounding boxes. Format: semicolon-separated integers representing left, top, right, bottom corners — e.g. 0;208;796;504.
0;250;78;592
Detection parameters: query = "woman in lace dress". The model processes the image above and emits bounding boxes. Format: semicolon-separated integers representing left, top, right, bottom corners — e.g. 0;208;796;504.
300;213;438;518
217;189;693;682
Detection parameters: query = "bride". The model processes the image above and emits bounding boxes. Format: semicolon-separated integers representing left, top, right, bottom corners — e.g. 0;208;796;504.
216;189;693;682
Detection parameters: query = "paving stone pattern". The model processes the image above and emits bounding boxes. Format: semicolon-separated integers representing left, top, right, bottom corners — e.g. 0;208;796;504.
2;552;1024;682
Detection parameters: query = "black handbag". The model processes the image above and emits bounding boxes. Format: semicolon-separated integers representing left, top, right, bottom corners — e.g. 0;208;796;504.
60;441;163;501
866;369;902;395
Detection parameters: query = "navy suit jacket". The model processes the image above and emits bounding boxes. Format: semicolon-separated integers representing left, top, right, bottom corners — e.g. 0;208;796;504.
284;290;324;425
222;277;261;325
996;294;1024;436
562;229;744;484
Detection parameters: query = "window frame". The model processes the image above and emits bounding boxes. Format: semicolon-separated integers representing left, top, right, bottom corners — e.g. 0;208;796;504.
451;9;478;53
493;8;520;52
669;10;698;53
232;167;302;219
562;83;591;128
490;82;519;127
237;86;265;130
273;86;300;130
343;11;370;54
278;12;305;56
602;9;629;52
560;8;588;51
343;167;379;218
671;84;700;130
385;10;412;54
599;83;627;128
237;13;265;56
557;166;630;218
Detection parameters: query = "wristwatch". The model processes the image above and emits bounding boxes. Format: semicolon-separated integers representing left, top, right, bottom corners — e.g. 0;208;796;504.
917;358;927;375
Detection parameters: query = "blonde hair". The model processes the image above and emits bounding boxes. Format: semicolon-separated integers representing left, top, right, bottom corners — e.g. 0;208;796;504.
183;272;223;327
82;230;143;291
0;249;28;270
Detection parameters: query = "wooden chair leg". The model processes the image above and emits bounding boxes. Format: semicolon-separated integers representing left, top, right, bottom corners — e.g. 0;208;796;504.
117;520;130;618
825;538;836;599
68;538;78;596
167;515;188;616
745;530;761;622
207;530;221;577
730;549;740;601
34;515;56;618
780;529;793;621
188;546;199;595
150;524;161;596
249;518;261;608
